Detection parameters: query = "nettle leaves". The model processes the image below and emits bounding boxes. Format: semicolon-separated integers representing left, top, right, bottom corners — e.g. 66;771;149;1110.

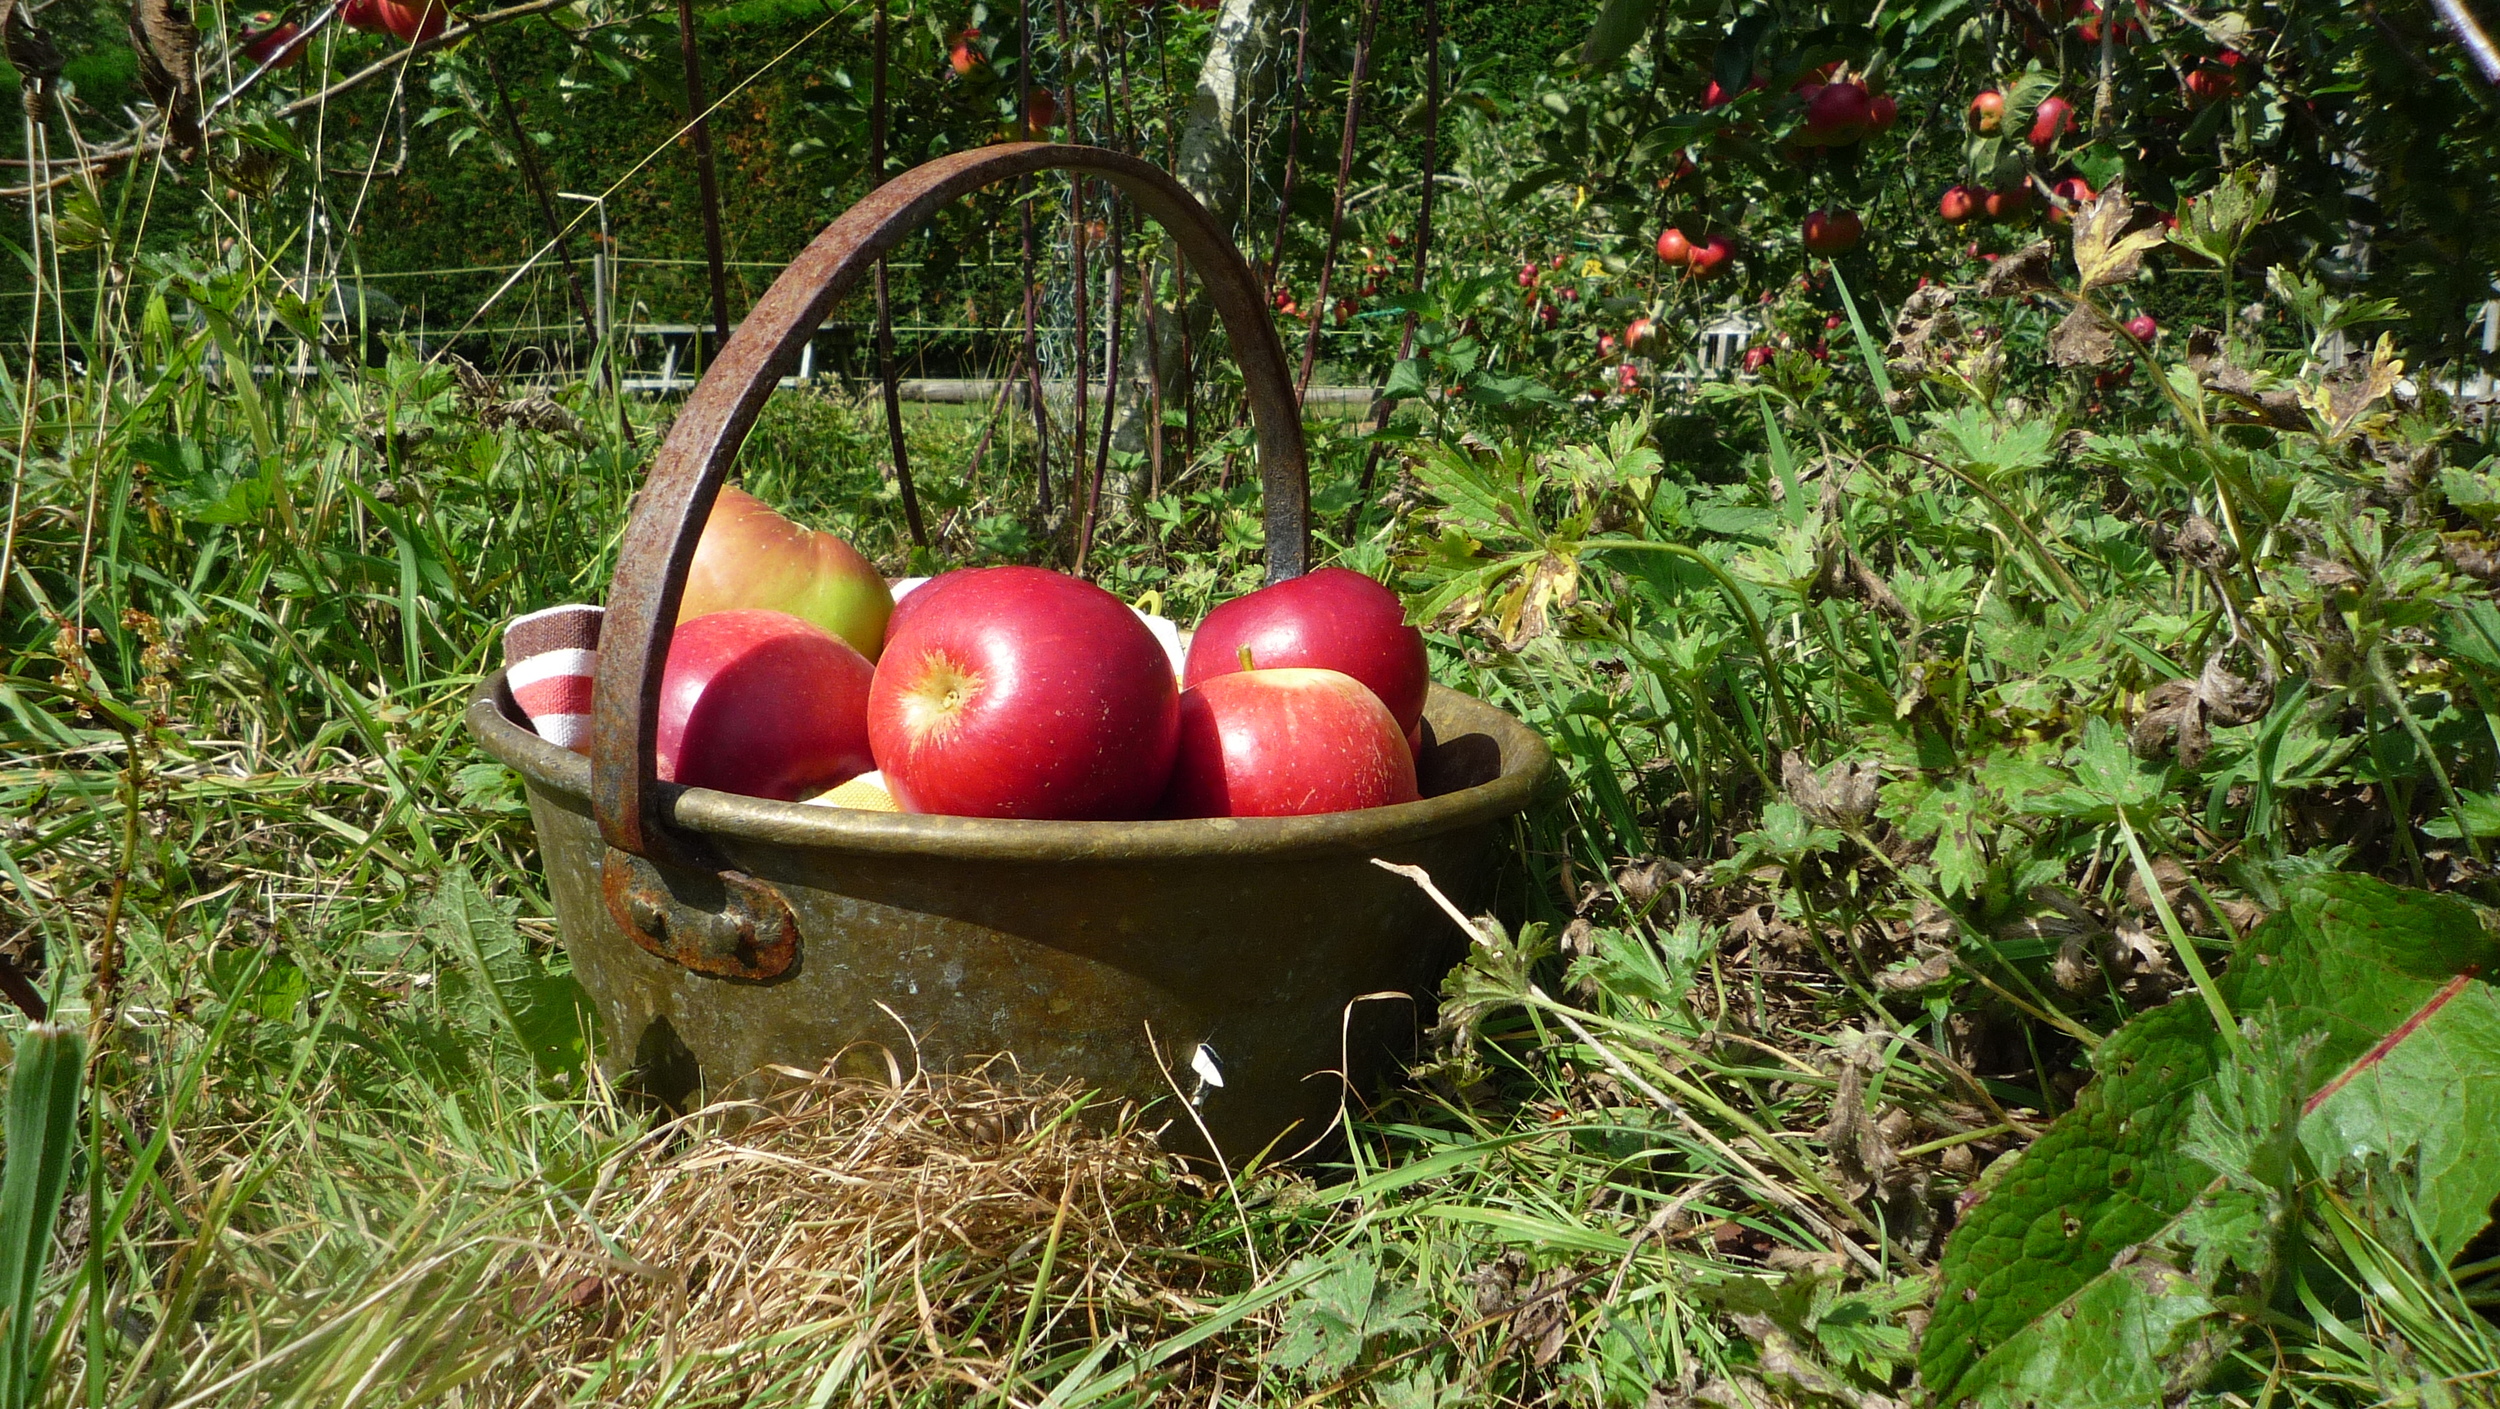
1924;874;2500;1408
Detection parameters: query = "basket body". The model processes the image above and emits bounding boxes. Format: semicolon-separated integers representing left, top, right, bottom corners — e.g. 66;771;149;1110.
470;680;1546;1160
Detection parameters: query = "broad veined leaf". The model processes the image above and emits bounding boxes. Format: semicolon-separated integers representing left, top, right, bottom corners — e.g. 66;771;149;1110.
1924;875;2500;1407
1578;0;1657;70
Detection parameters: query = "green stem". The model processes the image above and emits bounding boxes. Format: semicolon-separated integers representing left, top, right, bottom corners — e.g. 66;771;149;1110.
1585;538;1801;747
2369;645;2487;864
2113;810;2248;1062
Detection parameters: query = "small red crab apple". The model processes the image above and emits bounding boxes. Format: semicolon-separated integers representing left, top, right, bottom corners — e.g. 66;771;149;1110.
1622;316;1658;352
1802;208;1863;255
1803;80;1873;145
241;12;305;66
1516;263;1540;289
2126;314;2159;342
1686;235;1736;277
1616;362;1641;393
1743;344;1776;372
1969;89;2005;133
1656;227;1692;265
2030;94;2075;148
377;0;447;44
1983;183;2034;220
1940;185;1980;223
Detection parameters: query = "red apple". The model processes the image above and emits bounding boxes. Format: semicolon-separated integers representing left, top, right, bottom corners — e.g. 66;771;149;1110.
678;485;893;661
1969;89;2004;134
1939;185;1979;222
869;567;1179;819
377;0;446;42
656;610;876;801
2048;175;2095;223
2029;94;2074;147
1183;566;1429;736
1623;315;1657;351
1984;183;2033;220
1687;235;1736;277
1802;208;1863;255
2126;314;2158;342
1803;81;1871;144
949;27;981;75
1024;88;1060;136
242;13;305;67
1867;92;1898;131
1742;344;1776;372
1162;669;1420;818
1516;262;1541;289
1655;227;1692;265
340;0;391;31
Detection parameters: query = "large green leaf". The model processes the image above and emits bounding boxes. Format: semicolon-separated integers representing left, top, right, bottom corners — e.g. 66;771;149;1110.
1924;875;2500;1407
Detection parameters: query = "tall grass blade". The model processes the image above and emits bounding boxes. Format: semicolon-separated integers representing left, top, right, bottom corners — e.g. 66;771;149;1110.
0;1022;84;1409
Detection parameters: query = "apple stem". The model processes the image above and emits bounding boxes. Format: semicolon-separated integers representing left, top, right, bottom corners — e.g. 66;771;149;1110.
1238;645;1256;672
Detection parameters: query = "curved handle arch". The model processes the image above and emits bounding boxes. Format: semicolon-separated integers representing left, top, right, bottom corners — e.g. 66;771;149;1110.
590;143;1310;862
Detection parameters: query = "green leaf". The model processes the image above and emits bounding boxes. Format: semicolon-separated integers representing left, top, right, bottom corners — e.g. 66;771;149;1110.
0;1024;83;1409
1383;357;1432;401
424;872;590;1080
1266;1250;1432;1380
1925;875;2500;1406
1578;0;1656;69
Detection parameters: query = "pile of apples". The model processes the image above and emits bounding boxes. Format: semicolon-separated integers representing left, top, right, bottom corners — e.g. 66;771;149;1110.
649;489;1431;821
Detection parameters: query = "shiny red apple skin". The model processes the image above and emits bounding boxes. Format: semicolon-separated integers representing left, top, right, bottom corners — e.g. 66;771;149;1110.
880;566;1003;653
869;567;1179;820
655;609;876;801
1183;567;1430;736
677;485;893;660
1162;669;1421;818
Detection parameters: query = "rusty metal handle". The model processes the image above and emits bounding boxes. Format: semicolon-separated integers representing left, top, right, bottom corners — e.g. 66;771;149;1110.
591;143;1311;868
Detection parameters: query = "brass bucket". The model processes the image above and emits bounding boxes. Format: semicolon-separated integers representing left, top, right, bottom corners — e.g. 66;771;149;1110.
465;144;1551;1163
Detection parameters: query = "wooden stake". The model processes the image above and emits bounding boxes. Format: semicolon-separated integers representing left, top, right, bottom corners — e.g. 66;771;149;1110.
676;0;732;348
872;0;927;547
1296;0;1381;398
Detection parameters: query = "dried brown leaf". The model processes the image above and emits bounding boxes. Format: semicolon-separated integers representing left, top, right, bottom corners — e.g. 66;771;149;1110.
2048;305;2119;368
2070;185;2167;292
1978;241;2059;297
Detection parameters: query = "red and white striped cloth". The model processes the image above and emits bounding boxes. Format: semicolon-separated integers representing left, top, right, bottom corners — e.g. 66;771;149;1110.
502;604;603;752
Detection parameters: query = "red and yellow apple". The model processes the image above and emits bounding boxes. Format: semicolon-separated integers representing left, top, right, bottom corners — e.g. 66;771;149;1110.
655;609;876;801
1161;668;1421;818
677;485;893;660
869;567;1180;819
1183;567;1430;739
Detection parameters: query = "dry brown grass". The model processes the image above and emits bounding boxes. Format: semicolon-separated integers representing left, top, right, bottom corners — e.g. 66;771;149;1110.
515;1059;1245;1407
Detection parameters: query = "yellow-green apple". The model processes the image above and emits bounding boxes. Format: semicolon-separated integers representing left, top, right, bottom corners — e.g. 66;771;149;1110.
677;485;892;660
655;609;876;800
1161;668;1420;818
868;567;1179;819
1183;567;1429;737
